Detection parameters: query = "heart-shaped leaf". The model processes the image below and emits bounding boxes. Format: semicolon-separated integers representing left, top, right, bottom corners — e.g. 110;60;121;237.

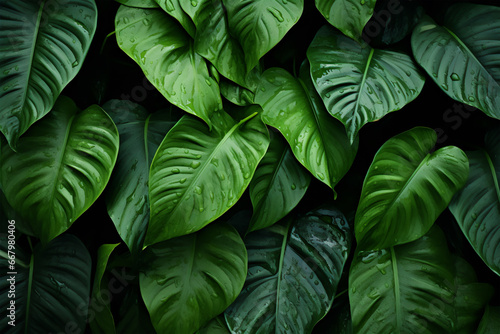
0;96;119;244
355;127;469;251
146;107;269;245
0;234;91;333
0;0;97;148
140;223;247;334
307;25;425;142
225;207;352;333
255;62;358;192
349;226;493;334
103;100;179;254
315;0;376;41
449;127;500;276
248;133;311;233
115;5;221;128
222;0;303;73
411;4;500;119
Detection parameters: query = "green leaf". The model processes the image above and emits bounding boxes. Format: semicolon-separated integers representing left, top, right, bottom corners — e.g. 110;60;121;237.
411;4;500;119
146;107;269;245
222;0;304;73
220;79;255;106
196;316;230;334
315;0;376;41
449;127;500;276
115;286;156;334
115;5;221;128
477;305;500;334
248;134;311;233
307;25;425;142
103;100;178;254
0;234;91;333
155;0;196;37
355;127;469;251
140;223;247;334
89;243;120;334
349;226;492;334
0;96;119;244
225;207;352;333
0;0;97;148
116;0;159;8
255;63;358;192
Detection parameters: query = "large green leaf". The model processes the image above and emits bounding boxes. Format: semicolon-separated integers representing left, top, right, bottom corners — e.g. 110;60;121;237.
140;223;247;334
115;5;221;127
307;25;425;142
0;0;97;148
349;226;493;334
411;4;500;119
146;107;269;245
477;305;500;334
0;234;92;333
255;63;358;192
155;0;196;37
196;316;230;334
248;134;311;233
222;0;304;73
449;127;500;276
103;100;178;254
355;127;469;251
225;207;352;333
0;96;119;244
315;0;376;41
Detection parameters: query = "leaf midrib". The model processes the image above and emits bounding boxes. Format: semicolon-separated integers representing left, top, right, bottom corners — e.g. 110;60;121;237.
275;220;291;331
353;48;375;121
484;149;500;205
390;247;402;332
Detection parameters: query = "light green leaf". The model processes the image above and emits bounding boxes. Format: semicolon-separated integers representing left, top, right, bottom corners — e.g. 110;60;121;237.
146;107;269;245
477;305;500;334
255;63;358;192
222;0;304;73
449;127;500;276
411;4;500;119
0;234;91;333
0;96;119;244
115;5;221;128
349;226;492;334
103;100;178;254
315;0;376;41
0;0;97;148
248;134;311;233
225;207;352;333
355;127;469;251
307;25;425;142
116;0;159;8
140;223;247;334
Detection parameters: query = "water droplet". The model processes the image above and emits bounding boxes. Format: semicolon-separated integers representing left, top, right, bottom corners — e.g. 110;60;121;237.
171;168;180;174
191;0;198;6
194;186;202;195
72;60;79;67
291;183;296;190
361;252;377;264
179;178;187;184
205;79;212;86
471;212;477;220
191;161;201;169
441;83;448;91
468;96;475;102
209;191;214;201
180;84;187;94
267;7;284;22
317;172;325;180
123;17;129;24
126;193;135;203
367;86;373;94
165;0;175;11
450;73;460;81
199;206;204;212
432;72;437;78
243;172;251;179
219;173;225;181
314;280;319;285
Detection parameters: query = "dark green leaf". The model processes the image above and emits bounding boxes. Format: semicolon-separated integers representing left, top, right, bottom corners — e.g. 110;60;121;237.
116;0;159;8
155;0;196;37
476;305;500;334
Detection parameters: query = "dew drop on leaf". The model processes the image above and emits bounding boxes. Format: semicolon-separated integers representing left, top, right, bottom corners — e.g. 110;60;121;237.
450;73;460;81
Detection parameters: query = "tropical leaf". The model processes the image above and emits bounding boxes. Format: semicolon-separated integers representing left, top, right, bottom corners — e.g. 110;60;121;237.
355;127;469;251
196;316;230;334
0;0;97;148
146;107;269;245
0;96;119;244
116;0;159;8
103;100;178;254
0;234;91;333
411;4;500;119
248;133;311;233
307;25;425;142
255;62;358;192
349;226;493;334
155;0;196;37
115;5;221;127
222;0;304;73
220;79;255;106
115;286;156;334
140;223;247;334
225;207;352;333
315;0;376;41
477;305;500;334
449;127;500;276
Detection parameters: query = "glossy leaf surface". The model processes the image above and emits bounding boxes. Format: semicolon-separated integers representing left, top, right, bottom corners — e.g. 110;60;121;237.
477;306;500;334
140;223;247;334
0;96;119;244
0;0;97;148
355;127;469;251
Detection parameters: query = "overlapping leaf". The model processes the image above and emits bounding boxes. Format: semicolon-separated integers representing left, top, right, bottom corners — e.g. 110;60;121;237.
307;26;425;142
225;208;351;333
140;223;247;334
0;96;119;244
155;0;196;37
355;127;469;251
411;4;500;119
0;0;97;148
146;107;269;245
255;63;358;192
